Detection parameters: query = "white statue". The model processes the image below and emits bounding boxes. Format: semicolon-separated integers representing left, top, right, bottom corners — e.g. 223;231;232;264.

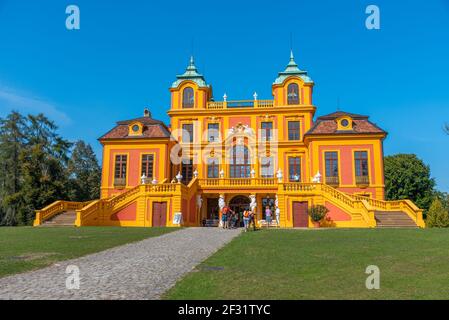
276;168;283;182
196;195;203;209
251;169;256;178
219;169;225;178
152;178;158;185
218;195;225;210
249;195;257;212
312;171;322;183
275;194;280;225
193;169;199;178
141;174;147;185
176;171;183;183
253;92;258;101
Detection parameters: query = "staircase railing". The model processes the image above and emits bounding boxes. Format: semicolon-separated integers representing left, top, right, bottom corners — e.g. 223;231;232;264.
75;182;187;226
33;200;93;226
281;183;376;227
347;194;425;228
75;185;142;226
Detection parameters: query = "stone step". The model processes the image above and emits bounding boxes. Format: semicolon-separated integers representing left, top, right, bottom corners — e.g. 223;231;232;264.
374;211;417;228
41;210;76;226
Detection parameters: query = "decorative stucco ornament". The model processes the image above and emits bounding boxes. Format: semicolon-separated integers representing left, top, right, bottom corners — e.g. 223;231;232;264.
152;178;158;185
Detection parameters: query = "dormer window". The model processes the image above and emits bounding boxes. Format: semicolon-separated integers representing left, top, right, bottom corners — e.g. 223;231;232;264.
128;122;143;136
182;87;194;108
287;83;299;105
337;117;353;131
132;125;140;133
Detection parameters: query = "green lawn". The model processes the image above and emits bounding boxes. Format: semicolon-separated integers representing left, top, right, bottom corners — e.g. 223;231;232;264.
165;228;449;300
0;226;176;278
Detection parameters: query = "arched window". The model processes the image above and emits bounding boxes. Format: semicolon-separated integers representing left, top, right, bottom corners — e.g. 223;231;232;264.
287;83;299;105
182;87;194;108
230;145;251;178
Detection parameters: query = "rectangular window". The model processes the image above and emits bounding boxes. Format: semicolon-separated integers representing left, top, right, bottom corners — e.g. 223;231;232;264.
288;157;301;182
354;151;369;176
182;124;194;143
207;158;219;178
207;123;219;142
114;154;127;186
288;121;300;141
261;157;274;178
181;158;193;184
261;122;273;141
141;154;154;179
355;151;369;185
325;151;339;185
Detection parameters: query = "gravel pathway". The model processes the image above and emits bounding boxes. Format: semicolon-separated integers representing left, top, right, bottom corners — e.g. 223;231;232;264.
0;227;241;300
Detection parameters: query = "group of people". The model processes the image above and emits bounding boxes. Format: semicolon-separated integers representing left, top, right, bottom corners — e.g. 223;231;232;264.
221;205;274;231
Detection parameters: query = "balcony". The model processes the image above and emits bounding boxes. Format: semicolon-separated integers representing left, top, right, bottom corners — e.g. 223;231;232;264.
355;176;370;187
198;178;278;189
325;176;340;186
206;99;274;110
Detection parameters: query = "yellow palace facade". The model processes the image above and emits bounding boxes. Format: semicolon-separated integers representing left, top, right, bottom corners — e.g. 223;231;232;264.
34;53;425;228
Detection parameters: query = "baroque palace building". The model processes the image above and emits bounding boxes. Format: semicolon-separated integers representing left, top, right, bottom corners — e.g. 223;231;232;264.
34;53;425;228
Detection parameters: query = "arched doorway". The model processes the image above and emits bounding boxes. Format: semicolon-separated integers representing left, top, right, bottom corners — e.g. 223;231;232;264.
229;195;251;214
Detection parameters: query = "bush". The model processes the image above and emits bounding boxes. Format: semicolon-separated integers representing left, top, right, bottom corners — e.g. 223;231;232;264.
426;198;449;228
309;205;329;222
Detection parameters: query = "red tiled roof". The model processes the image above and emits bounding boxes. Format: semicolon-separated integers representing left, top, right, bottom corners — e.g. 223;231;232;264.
99;117;171;140
305;111;386;136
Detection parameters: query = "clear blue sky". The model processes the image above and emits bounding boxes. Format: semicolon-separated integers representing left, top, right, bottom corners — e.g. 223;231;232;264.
0;0;448;191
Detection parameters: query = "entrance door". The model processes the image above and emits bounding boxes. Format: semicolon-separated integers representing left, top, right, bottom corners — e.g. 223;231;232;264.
292;202;308;227
229;196;251;214
206;198;219;220
152;202;167;227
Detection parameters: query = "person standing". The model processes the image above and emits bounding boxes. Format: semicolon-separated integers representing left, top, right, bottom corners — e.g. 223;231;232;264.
249;210;256;231
221;206;229;229
243;210;250;232
265;206;272;229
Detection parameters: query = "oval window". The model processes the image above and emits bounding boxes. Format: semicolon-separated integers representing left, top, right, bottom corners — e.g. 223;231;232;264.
341;119;350;127
132;125;140;132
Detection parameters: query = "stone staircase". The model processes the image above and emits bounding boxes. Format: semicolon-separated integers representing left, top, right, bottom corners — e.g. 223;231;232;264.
375;211;418;228
40;210;77;227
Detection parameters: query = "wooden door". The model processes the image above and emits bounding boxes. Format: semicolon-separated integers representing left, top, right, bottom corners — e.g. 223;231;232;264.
293;202;308;227
152;202;167;227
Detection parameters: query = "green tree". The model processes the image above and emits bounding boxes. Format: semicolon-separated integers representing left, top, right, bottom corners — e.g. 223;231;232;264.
384;154;435;211
426;198;449;228
0;112;27;225
16;114;71;225
67;140;101;201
